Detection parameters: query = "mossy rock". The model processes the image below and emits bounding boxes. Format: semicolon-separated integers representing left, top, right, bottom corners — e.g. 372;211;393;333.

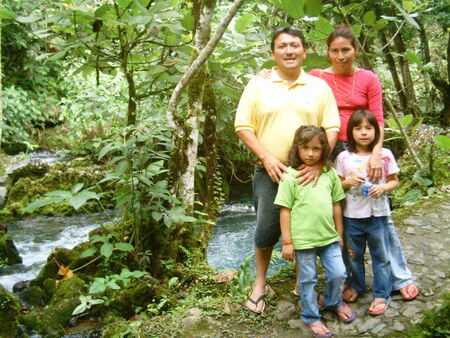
32;248;77;287
7;162;50;186
0;285;20;337
0;231;22;266
20;285;49;308
19;276;87;336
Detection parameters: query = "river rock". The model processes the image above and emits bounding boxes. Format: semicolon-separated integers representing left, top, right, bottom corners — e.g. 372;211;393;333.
357;317;381;333
391;320;405;331
182;307;203;329
0;232;22;265
287;319;303;329
274;300;296;320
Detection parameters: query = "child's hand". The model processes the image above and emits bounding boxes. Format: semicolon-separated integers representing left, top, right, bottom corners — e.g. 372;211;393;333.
282;244;295;261
369;184;386;198
344;176;365;187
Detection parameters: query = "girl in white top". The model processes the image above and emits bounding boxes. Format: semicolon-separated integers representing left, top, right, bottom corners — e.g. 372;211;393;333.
334;109;399;316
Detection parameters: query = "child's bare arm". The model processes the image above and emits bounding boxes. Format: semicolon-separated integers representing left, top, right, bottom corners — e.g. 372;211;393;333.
332;202;344;249
280;206;295;261
339;175;365;191
370;173;399;198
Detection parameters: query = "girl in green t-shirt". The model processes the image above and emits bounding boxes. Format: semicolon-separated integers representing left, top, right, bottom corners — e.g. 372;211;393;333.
274;125;355;337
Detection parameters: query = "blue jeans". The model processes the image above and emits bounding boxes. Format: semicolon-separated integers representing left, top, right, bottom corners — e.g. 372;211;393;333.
296;242;346;324
387;217;413;290
252;167;280;248
344;216;392;298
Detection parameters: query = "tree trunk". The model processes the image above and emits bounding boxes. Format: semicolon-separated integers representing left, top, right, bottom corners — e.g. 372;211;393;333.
166;0;245;210
417;19;450;126
392;33;417;116
377;31;409;115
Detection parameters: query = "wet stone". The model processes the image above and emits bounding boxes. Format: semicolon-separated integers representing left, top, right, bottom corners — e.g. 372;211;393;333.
403;306;421;317
371;323;386;335
391;320;405;331
274;300;297;321
357;317;380;333
384;308;400;318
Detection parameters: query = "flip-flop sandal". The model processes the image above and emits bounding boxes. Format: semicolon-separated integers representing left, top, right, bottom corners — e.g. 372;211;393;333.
304;321;333;338
368;296;391;316
334;302;356;323
246;286;268;314
400;283;419;301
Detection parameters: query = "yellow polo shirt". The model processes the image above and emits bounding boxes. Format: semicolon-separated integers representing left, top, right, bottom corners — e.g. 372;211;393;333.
235;68;340;163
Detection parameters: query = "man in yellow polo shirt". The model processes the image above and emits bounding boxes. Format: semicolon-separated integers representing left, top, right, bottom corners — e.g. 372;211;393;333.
234;27;340;314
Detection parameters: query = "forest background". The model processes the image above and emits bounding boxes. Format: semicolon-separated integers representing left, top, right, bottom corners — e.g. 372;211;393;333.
0;0;449;336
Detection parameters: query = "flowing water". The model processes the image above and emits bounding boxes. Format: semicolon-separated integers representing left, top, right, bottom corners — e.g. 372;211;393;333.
207;197;288;276
0;213;113;291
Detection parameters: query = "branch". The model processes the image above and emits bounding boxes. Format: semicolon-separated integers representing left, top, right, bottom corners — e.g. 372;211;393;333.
166;0;245;129
384;97;424;171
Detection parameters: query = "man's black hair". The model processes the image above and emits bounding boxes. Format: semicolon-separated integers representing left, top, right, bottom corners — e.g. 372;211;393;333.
271;26;307;51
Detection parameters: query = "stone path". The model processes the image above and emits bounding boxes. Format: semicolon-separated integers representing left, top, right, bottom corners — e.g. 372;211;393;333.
269;197;450;337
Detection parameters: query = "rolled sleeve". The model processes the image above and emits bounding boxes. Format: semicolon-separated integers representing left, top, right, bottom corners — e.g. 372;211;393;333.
234;79;258;133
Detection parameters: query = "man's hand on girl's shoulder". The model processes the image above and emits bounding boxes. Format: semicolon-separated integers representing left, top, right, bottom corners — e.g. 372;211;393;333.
295;164;323;186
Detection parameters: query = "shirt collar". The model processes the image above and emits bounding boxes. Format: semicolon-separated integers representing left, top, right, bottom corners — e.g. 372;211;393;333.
270;67;307;85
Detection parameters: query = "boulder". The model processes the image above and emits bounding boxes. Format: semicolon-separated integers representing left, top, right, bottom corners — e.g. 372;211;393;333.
0;285;20;337
0;231;22;266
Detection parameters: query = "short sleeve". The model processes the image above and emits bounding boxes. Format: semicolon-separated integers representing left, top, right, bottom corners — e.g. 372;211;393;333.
274;172;296;209
334;152;346;178
234;78;259;133
330;169;345;202
382;148;400;175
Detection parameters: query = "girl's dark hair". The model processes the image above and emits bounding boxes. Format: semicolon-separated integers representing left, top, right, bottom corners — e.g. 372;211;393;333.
347;109;381;153
271;26;307;51
326;24;359;50
287;125;332;170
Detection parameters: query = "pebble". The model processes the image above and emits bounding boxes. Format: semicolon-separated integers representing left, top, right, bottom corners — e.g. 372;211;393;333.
405;226;415;234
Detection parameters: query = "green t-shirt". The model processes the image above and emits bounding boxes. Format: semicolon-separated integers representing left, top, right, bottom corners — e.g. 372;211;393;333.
274;167;345;250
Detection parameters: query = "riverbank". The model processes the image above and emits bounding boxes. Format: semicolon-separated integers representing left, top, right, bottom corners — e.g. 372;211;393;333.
103;194;450;337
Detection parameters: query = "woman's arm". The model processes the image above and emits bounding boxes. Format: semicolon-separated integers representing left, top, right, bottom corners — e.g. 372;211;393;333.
280;206;295;261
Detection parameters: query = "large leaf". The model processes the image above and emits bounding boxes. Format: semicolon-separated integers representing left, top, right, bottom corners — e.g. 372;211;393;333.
100;242;113;259
0;7;17;20
400;189;422;203
413;171;433;187
394;2;420;30
115;243;134;251
23;197;65;213
435;135;450;149
80;248;97;258
234;13;255;33
404;51;422;65
304;0;322;17
363;11;376;26
271;0;305;19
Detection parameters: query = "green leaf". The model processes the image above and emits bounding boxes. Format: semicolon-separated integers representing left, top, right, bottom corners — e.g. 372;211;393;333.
394;3;420;30
89;279;107;294
271;0;305;19
72;303;88;316
435;135;450;149
126;15;153;25
115;243;134;251
400;189;422;203
23;197;65;213
168;277;179;289
94;4;110;18
90;235;108;243
314;17;335;35
304;0;322;17
404;51;422;65
413;172;433;187
100;242;113;259
115;160;129;175
427;187;436;196
0;8;17;20
399;114;413;127
72;183;84;193
234;13;255;33
181;13;193;31
152;211;162;221
68;191;99;210
402;0;414;12
16;14;40;23
386;117;398;129
45;190;72;198
363;11;376;26
98;143;118;160
373;19;387;31
80;248;97;258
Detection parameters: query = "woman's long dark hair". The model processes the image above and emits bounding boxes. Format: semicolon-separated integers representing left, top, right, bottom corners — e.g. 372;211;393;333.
347;109;381;153
287;125;332;171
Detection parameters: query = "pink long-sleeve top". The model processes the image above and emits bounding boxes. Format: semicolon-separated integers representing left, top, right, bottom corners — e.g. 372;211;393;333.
309;68;384;141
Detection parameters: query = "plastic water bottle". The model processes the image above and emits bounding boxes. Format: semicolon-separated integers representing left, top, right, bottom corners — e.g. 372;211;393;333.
360;181;373;197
